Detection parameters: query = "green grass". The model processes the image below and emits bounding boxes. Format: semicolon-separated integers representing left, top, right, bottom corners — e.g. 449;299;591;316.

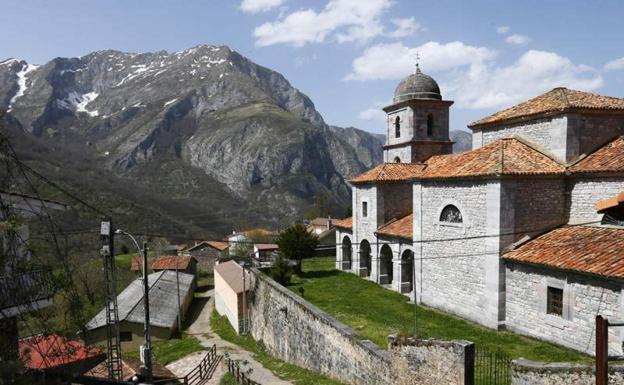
219;373;239;385
126;333;205;365
285;257;590;363
210;310;347;385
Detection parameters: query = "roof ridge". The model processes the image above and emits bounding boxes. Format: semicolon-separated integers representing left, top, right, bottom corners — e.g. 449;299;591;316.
556;87;571;108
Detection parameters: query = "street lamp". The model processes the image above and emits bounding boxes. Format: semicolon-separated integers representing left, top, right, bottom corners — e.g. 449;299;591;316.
115;229;152;382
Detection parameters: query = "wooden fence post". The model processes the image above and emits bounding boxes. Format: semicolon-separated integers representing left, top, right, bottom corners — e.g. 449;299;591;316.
596;315;608;385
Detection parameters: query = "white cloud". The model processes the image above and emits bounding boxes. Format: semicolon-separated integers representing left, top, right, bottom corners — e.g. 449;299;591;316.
344;41;497;81
505;34;531;45
252;0;392;47
346;42;603;109
497;26;510;34
240;0;285;13
387;17;422;38
604;57;624;71
358;107;386;124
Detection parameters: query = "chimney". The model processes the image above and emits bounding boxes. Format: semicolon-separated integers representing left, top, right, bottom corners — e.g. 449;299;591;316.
327;215;332;230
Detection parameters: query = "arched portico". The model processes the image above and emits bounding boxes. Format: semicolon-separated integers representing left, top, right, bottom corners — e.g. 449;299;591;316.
359;240;371;277
379;244;393;285
400;249;414;293
341;236;352;271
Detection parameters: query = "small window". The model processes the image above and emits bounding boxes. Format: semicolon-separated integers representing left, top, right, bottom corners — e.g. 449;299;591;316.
547;287;563;316
120;331;133;342
427;114;434;136
394;116;401;138
362;201;368;218
394;156;401;163
440;205;462;223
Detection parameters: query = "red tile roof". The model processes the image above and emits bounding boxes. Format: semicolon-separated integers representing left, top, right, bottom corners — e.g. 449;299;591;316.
19;334;103;369
333;217;353;229
570;136;624;174
376;213;413;240
85;356;176;381
350;163;426;184
255;243;278;251
469;88;624;128
206;241;229;251
504;226;624;279
595;191;624;213
130;255;142;272
421;137;565;179
151;255;194;270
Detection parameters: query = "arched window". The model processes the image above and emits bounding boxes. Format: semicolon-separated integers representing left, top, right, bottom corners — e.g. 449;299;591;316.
394;116;401;138
440;205;463;223
393;156;401;163
426;114;434;136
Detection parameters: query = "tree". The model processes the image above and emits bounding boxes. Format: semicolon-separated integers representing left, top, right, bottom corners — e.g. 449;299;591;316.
276;224;318;273
270;254;292;285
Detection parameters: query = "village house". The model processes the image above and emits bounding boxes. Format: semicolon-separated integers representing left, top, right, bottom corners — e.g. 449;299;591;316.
214;260;251;334
19;334;104;375
151;255;198;279
0;191;66;362
335;65;624;355
253;243;279;266
180;240;229;272
307;217;337;257
85;270;195;351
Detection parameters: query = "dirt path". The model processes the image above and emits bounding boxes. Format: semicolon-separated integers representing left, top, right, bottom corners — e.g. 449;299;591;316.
167;289;293;385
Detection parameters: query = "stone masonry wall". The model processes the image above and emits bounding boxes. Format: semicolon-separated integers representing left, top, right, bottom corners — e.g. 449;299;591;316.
380;183;412;224
505;262;624;355
248;268;473;385
567;177;624;224
575;113;624;157
511;359;624;385
478;116;567;162
416;180;492;326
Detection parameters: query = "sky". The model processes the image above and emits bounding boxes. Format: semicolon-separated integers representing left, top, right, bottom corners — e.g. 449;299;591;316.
1;0;624;134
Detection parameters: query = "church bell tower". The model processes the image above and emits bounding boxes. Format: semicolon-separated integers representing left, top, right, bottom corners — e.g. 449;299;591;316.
383;64;454;163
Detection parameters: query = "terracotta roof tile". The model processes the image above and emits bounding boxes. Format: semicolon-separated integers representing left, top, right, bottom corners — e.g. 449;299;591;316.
206;241;229;251
350;163;426;184
570;136;624;174
333;217;353;229
421;138;565;179
504;226;624;279
130;256;142;272
595;191;624;213
151;255;194;270
470;88;624;127
255;243;278;251
376;213;413;240
20;334;103;369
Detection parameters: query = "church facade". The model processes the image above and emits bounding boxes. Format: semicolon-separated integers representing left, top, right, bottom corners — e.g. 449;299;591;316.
335;66;624;355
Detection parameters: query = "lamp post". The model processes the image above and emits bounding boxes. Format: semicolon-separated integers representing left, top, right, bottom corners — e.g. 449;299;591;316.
115;229;152;382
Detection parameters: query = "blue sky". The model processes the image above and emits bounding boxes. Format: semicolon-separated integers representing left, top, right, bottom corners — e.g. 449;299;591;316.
2;0;623;134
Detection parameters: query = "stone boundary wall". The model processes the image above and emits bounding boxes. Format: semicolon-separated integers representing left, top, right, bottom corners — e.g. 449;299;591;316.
512;359;624;385
248;268;473;385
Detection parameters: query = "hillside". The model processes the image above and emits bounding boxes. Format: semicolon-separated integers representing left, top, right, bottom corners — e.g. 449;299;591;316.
0;46;383;236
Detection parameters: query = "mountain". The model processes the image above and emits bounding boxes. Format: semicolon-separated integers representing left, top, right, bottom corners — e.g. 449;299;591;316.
0;46;383;236
450;130;472;153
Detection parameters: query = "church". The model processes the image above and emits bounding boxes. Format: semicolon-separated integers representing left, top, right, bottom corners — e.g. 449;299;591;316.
334;65;624;355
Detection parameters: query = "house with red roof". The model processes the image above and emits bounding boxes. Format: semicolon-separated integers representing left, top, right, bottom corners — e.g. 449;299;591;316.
152;255;198;277
19;334;104;375
181;240;229;273
335;65;624;355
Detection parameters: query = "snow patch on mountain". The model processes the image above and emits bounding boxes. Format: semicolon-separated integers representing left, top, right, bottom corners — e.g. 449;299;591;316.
8;63;39;111
58;91;99;116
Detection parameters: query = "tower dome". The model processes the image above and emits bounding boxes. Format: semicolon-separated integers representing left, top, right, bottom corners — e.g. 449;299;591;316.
393;65;441;103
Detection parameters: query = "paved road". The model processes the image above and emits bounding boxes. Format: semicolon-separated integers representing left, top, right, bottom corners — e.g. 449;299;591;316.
167;289;293;385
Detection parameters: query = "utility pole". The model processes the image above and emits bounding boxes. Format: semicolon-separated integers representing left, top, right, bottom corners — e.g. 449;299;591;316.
100;218;122;380
141;241;152;383
176;256;181;332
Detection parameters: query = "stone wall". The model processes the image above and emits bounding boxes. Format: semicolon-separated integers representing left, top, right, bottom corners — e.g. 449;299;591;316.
248;268;473;385
505;262;624;355
388;335;474;385
476;116;567;161
380;183;412;224
567;177;624;224
511;359;624;385
415;180;497;327
575;113;624;158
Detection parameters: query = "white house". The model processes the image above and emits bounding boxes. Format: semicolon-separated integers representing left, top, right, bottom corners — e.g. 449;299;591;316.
214;260;252;334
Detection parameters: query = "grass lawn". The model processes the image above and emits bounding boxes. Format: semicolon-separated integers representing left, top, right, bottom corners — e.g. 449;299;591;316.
219;373;238;385
210;310;347;385
286;257;590;363
126;333;205;365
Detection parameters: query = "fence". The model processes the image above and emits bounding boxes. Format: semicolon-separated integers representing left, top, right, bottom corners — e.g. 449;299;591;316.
475;346;511;385
155;344;220;385
224;357;261;385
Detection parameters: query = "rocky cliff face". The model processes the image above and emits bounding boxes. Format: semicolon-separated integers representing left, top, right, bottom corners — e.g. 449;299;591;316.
0;46;383;231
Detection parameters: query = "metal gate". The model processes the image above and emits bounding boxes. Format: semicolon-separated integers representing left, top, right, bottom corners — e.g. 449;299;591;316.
475;347;511;385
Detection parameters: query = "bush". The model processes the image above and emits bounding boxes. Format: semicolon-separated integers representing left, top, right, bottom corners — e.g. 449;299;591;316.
276;224;318;273
270;254;292;285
